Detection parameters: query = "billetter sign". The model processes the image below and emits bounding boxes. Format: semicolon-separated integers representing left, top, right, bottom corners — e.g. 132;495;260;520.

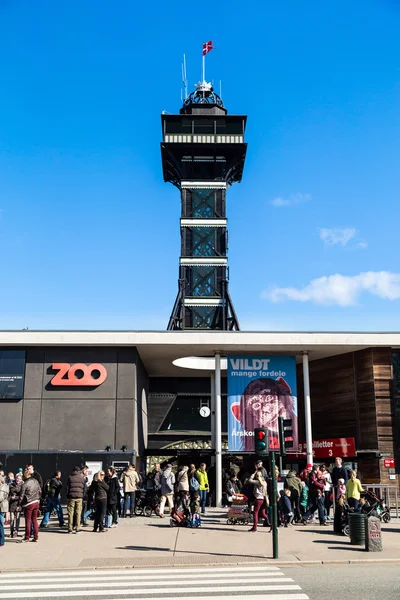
50;363;107;387
227;356;298;452
295;437;356;459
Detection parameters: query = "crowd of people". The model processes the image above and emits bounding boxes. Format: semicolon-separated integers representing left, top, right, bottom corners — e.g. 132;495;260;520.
0;456;363;546
223;456;364;533
0;460;212;546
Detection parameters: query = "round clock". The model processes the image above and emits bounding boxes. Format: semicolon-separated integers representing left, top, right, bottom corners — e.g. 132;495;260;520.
199;406;211;418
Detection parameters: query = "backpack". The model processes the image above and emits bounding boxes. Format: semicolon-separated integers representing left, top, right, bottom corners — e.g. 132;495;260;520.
190;476;200;492
43;479;52;498
162;472;174;493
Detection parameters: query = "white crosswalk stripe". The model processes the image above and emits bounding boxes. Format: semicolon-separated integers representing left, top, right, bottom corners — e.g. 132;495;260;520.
0;566;310;599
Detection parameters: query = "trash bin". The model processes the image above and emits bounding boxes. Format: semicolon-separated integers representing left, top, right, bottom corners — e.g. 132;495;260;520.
348;512;366;546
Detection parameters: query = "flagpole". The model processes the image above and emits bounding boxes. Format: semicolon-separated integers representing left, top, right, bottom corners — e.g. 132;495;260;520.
202;53;205;82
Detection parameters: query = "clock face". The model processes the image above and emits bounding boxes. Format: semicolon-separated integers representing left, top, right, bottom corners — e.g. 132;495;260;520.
200;406;211;418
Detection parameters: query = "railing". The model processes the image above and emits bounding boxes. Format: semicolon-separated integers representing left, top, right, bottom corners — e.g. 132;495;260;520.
164;134;244;144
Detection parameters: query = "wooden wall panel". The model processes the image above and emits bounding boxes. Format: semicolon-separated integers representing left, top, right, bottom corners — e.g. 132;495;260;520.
297;352;357;442
353;349;378;451
372;348;397;488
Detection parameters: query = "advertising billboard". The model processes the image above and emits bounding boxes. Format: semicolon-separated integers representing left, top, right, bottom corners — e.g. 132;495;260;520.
0;351;26;400
228;356;298;452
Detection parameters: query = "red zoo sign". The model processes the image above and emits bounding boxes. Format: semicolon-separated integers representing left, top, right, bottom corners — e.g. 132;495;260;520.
384;458;395;469
294;437;356;459
50;363;107;387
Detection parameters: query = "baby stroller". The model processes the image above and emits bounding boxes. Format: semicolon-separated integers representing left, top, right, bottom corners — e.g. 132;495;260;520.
361;490;391;523
227;493;251;526
334;499;355;536
135;490;160;517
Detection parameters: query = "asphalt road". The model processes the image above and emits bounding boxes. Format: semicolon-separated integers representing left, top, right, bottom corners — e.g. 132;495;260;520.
0;564;398;599
285;564;400;600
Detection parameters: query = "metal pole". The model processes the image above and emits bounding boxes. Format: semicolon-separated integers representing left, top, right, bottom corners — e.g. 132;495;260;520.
202;54;205;82
210;372;216;466
270;451;278;559
215;352;222;507
302;351;313;465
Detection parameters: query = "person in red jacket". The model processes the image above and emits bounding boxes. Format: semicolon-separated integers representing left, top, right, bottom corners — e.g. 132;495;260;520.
302;464;327;526
299;464;312;482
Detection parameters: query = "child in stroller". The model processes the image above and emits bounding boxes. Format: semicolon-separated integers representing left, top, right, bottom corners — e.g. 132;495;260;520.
170;491;201;528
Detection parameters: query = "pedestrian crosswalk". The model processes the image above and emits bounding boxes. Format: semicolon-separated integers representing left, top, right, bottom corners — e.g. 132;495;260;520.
0;566;309;599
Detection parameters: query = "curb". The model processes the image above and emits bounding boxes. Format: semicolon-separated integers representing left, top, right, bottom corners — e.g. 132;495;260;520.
2;558;400;574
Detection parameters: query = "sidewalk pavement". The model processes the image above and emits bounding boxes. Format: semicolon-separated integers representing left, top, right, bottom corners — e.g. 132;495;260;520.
0;509;399;572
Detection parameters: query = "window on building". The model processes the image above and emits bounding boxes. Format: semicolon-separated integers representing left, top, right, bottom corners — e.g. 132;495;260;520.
159;395;228;432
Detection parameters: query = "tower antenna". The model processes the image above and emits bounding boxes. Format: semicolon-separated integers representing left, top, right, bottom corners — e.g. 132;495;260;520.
220;80;222;100
182;54;188;99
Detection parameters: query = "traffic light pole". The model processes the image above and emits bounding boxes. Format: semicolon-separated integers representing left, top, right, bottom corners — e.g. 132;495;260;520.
270;451;279;559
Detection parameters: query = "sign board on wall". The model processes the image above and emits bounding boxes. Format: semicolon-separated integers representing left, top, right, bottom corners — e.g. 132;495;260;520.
384;458;395;468
86;461;103;484
227;356;298;452
0;351;26;400
294;437;356;459
50;363;107;387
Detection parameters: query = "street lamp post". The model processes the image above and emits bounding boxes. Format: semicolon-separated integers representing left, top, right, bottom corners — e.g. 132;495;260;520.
215;351;222;507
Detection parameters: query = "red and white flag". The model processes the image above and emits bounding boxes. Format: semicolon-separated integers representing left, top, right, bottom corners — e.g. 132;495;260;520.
202;41;214;56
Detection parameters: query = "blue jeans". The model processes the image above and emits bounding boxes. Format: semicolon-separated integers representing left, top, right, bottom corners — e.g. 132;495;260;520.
41;497;64;526
123;492;135;516
304;493;325;524
199;490;207;513
83;506;93;522
0;513;5;546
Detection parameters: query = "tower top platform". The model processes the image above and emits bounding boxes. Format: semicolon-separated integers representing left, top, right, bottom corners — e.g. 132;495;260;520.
181;81;227;115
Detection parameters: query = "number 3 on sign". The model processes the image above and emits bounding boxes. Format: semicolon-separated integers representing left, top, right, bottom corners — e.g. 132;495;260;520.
329;449;333;457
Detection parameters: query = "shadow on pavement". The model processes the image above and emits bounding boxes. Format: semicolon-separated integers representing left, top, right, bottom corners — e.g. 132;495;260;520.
115;546;268;559
327;546;366;552
115;545;170;552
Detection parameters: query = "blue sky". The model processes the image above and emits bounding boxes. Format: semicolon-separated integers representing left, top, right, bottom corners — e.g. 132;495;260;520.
0;0;399;331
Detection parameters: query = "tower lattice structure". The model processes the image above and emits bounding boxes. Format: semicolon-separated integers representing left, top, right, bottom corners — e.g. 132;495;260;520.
161;81;247;330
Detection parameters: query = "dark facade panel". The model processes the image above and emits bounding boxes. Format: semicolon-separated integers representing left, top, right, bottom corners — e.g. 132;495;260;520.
20;398;41;450
115;398;135;450
0;401;23;449
24;350;45;399
38;398;117;451
116;353;136;399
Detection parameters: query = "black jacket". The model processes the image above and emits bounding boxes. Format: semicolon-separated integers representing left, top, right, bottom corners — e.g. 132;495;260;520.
47;477;63;499
33;470;43;490
332;466;348;487
9;481;23;512
94;480;109;502
106;476;119;505
66;472;85;499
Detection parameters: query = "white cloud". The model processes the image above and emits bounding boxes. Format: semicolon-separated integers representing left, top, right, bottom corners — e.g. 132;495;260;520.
271;193;311;207
319;227;356;246
262;271;400;307
318;227;367;249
